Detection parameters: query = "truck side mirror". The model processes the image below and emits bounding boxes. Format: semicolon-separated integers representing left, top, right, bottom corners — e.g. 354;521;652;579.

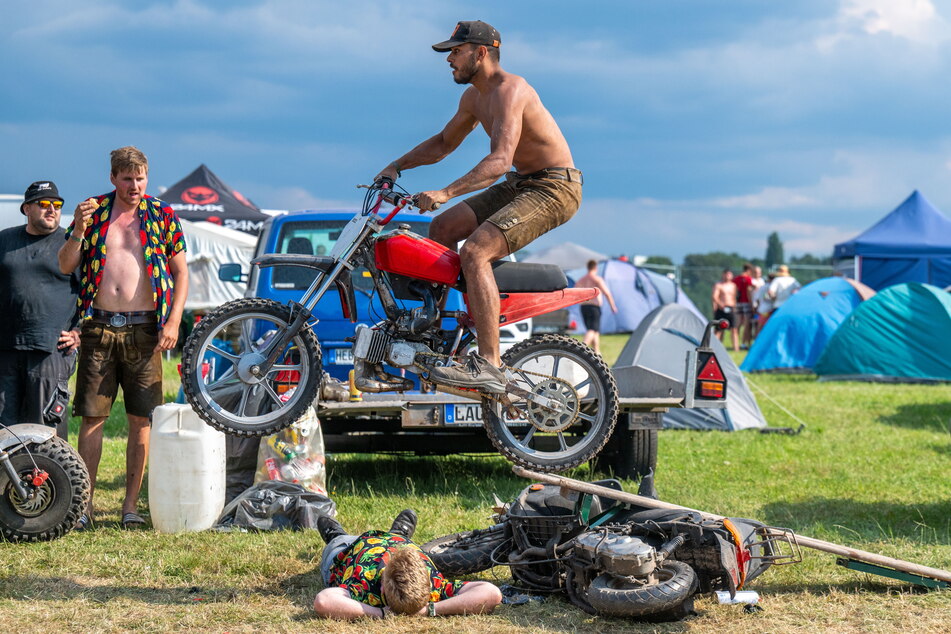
218;263;245;283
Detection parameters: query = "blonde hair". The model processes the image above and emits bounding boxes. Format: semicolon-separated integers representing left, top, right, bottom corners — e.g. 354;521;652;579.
382;547;431;615
110;146;149;176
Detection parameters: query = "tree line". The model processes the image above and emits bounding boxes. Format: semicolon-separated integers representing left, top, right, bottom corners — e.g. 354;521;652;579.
641;232;833;317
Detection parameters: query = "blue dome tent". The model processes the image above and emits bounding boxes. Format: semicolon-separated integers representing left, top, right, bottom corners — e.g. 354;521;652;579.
814;283;951;383
833;190;951;291
740;277;875;373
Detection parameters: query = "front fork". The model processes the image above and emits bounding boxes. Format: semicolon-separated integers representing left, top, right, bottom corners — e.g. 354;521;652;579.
0;448;31;500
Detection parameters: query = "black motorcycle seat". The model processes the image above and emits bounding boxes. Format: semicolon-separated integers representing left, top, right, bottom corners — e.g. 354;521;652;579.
490;261;568;293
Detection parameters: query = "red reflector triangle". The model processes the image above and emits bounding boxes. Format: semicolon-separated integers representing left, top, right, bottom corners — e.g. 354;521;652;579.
699;356;725;381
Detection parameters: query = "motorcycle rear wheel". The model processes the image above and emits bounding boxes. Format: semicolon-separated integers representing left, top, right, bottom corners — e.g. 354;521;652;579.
421;523;509;575
181;298;322;437
0;436;90;542
585;560;698;618
483;334;618;473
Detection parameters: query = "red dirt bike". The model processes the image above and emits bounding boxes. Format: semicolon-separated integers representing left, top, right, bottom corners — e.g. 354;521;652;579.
181;178;618;472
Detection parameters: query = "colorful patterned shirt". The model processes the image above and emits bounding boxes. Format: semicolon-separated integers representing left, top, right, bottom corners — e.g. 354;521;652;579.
328;530;466;607
65;191;186;327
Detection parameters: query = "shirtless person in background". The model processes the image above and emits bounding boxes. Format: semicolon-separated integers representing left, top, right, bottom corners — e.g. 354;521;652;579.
58;146;188;529
575;260;617;355
376;20;583;391
711;269;739;352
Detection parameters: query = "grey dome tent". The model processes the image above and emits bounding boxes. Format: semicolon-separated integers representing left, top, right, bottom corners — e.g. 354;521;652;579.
614;304;766;431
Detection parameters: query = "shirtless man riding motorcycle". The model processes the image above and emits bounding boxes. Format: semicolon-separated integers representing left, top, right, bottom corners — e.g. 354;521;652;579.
376;20;583;392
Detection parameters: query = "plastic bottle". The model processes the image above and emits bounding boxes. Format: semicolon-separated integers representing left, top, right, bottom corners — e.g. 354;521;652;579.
715;590;760;605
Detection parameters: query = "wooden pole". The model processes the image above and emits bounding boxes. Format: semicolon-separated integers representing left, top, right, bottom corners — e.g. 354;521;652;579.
512;466;951;584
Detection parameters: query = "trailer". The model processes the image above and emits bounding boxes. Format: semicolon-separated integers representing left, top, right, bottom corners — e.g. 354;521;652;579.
316;327;725;479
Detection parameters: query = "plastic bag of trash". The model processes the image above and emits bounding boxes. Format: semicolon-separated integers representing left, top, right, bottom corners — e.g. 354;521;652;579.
254;406;327;494
216;480;336;531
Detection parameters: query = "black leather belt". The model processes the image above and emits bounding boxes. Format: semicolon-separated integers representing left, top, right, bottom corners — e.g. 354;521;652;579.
90;309;156;327
516;167;583;185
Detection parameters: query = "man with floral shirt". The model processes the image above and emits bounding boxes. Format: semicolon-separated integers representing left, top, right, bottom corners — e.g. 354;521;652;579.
313;509;502;619
57;146;189;530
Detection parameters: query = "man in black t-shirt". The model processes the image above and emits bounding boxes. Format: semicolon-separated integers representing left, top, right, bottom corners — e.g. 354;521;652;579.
0;181;81;438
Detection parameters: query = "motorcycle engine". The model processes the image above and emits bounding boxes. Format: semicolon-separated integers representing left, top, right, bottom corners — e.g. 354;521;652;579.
575;531;657;578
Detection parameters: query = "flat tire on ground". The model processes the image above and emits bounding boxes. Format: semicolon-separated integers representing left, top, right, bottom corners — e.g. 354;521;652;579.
585;560;698;618
421;524;509;575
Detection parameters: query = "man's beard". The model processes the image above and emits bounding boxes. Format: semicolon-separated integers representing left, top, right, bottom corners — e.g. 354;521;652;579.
453;58;478;84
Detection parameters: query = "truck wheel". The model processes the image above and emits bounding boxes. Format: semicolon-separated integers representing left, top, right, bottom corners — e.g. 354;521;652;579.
585;560;698;619
422;524;509;575
483;334;618;473
181;298;322;437
595;425;658;480
0;436;90;542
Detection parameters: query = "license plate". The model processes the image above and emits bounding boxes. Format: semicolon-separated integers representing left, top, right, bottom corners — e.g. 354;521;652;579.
445;403;527;426
331;348;353;364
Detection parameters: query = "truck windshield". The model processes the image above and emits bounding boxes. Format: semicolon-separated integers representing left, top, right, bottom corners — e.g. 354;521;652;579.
272;219;432;291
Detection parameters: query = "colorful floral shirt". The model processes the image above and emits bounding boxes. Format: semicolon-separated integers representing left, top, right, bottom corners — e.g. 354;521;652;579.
65;191;186;327
328;530;466;607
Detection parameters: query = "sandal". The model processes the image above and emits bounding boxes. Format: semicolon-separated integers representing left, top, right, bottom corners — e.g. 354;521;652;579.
121;512;147;529
74;514;92;532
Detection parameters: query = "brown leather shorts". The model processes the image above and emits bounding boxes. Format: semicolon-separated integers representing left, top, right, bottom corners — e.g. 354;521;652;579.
464;168;583;253
73;321;163;418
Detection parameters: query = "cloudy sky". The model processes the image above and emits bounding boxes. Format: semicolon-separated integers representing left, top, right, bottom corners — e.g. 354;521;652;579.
3;0;951;260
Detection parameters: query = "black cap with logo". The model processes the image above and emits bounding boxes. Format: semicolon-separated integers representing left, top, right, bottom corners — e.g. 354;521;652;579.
432;20;501;52
20;181;63;214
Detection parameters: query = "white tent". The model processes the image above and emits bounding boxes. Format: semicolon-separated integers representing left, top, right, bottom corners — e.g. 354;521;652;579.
181;219;257;311
523;242;608;271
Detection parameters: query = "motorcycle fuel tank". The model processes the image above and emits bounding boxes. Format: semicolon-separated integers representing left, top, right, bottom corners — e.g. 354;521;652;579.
374;229;461;286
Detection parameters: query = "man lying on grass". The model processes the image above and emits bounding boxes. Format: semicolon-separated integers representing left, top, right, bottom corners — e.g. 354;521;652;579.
314;509;502;619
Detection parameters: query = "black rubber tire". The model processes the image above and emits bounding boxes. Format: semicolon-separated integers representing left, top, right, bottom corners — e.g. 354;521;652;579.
181;298;322;437
421;524;509;576
595;425;658;480
0;436;90;542
483;334;618;473
585;560;698;618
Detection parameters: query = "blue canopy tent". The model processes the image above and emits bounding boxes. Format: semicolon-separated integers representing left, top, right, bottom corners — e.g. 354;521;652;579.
740;277;874;373
833;190;951;291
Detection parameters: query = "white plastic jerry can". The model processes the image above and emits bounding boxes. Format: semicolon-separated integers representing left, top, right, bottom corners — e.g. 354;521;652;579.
148;403;226;533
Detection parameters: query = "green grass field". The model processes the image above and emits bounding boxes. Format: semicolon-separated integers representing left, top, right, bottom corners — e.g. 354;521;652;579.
1;336;949;633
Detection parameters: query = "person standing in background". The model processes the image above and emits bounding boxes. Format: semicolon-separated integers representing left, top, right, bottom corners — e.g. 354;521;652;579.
0;181;81;439
711;269;739;351
574;259;617;355
58;146;188;530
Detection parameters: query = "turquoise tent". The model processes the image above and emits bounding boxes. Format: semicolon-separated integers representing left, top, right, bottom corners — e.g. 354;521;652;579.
741;277;874;373
814;283;951;382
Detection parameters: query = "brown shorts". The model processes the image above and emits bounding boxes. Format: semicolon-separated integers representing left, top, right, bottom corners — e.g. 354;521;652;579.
464;168;583;253
74;321;163;418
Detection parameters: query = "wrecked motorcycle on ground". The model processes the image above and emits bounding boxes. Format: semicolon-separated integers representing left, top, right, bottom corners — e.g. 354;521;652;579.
0;424;90;542
181;178;618;472
423;479;798;620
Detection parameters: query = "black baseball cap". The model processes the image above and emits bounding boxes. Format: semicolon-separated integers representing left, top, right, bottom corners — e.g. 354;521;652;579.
21;180;63;214
432;20;501;52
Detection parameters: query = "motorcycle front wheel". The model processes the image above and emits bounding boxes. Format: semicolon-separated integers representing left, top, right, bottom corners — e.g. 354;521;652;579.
0;436;90;542
421;523;510;575
483;334;618;473
181;298;322;437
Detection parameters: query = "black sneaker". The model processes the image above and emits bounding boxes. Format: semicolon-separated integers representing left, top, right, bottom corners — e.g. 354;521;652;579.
317;514;346;544
428;352;507;393
388;509;418;540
